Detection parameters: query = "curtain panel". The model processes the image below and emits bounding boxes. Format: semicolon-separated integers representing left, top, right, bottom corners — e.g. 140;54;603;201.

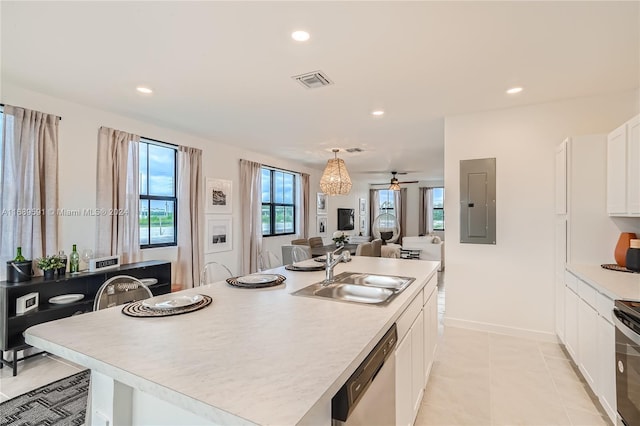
394;188;407;243
95;127;141;264
240;159;263;274
0;106;59;274
300;173;310;239
175;146;202;288
419;187;434;235
369;189;380;236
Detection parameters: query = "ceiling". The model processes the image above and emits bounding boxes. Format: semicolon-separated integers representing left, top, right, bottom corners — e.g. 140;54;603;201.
2;1;638;183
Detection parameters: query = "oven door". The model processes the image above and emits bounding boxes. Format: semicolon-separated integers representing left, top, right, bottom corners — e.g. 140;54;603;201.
614;309;640;426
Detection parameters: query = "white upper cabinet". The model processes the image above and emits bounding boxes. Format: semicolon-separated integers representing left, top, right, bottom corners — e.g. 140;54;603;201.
607;114;640;216
555;139;568;215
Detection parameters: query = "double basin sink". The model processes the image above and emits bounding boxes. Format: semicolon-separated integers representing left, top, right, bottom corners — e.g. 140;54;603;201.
292;272;415;306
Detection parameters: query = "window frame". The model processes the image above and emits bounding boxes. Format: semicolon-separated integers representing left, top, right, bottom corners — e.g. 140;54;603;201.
261;167;297;238
139;137;178;249
432;187;445;231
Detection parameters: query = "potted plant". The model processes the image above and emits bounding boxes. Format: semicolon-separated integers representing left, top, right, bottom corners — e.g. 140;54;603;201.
332;231;349;247
36;255;63;280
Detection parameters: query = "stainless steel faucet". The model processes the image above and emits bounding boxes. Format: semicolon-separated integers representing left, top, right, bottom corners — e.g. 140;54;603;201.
323;247;345;284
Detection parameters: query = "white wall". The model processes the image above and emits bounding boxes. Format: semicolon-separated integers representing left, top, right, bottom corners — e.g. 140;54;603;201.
444;89;639;339
1;84;323;281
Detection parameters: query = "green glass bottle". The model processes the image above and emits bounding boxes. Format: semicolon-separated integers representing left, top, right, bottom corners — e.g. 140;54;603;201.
14;247;25;262
69;244;80;273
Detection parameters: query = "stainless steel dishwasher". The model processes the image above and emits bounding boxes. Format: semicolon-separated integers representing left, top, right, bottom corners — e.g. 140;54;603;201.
332;324;397;426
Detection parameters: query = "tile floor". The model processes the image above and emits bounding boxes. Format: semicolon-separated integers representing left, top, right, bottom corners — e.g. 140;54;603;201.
0;272;613;426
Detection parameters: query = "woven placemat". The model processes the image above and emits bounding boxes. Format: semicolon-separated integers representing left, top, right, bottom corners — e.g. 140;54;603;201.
601;264;639;274
226;274;286;289
122;295;212;317
285;264;325;272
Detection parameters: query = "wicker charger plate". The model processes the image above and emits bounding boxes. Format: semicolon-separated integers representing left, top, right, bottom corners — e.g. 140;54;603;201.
601;264;639;274
226;274;286;289
122;295;212;317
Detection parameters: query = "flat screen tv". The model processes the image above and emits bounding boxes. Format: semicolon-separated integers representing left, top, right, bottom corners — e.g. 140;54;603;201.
337;208;355;231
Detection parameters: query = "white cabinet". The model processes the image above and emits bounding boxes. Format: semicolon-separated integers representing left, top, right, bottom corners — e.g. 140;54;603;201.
563;269;617;425
577;297;598;391
411;310;425;416
598;313;616;422
564;284;579;360
395;331;412;426
555;140;568;215
607;114;640;216
423;284;438;385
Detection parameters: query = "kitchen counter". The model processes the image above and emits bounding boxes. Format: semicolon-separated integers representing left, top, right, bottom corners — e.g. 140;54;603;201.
25;257;439;426
567;263;640;301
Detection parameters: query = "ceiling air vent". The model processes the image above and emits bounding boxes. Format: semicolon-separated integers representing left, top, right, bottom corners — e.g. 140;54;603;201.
346;147;364;153
292;71;333;89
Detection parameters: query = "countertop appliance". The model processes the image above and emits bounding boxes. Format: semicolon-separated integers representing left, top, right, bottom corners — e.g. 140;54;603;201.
331;324;397;426
614;300;640;426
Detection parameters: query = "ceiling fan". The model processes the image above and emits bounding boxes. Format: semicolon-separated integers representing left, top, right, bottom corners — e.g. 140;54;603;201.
373;171;419;189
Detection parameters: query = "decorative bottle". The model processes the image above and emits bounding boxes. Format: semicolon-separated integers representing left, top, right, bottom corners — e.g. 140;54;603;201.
58;250;67;275
69;244;80;273
14;247;26;262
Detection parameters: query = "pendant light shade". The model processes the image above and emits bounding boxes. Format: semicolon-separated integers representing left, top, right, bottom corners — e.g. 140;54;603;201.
320;149;352;195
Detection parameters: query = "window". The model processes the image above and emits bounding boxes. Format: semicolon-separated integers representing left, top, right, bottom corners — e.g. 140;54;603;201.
376;189;397;227
139;139;177;248
261;167;296;237
432;187;444;231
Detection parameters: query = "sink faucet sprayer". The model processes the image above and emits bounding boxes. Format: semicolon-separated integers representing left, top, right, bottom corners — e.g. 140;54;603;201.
323;247;346;284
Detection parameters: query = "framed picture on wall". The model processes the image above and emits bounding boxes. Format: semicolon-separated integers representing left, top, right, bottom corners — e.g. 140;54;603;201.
360;217;366;233
317;192;327;215
206;216;233;253
317;216;328;235
206;178;232;214
359;198;366;215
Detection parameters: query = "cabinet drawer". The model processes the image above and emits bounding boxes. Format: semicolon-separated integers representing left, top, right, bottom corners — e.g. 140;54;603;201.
596;292;614;324
577;279;598;309
564;271;578;293
397;290;423;341
422;274;438;306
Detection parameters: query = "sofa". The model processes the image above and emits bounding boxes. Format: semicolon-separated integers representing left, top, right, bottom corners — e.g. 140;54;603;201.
401;236;444;271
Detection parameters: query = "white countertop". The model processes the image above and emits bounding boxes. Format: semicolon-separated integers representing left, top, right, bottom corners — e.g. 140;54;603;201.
567;263;640;301
25;257;439;426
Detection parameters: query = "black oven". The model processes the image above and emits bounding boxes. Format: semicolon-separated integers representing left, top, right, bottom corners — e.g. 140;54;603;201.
614;300;640;426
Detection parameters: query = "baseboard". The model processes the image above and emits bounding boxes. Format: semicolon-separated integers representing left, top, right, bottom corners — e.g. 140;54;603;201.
444;317;559;343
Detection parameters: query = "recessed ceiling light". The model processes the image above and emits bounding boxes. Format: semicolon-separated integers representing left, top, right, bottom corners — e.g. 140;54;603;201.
136;86;153;94
506;87;523;94
371;110;385;116
291;31;310;42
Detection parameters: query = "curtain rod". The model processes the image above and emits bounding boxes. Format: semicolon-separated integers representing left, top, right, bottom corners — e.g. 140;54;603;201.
0;103;62;121
261;162;307;176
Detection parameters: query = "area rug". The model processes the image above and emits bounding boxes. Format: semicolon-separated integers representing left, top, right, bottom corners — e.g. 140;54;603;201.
1;369;89;426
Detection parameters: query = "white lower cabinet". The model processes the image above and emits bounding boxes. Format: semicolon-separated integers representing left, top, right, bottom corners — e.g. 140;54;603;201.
423;285;438;386
564;285;579;360
597;310;616;422
577;297;598;391
562;270;617;425
411;310;425;416
395;331;413;426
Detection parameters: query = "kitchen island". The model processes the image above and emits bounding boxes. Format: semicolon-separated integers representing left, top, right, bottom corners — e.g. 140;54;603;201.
25;257;439;426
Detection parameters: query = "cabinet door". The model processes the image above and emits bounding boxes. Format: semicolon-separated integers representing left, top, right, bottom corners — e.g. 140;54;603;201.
598;316;617;423
411;310;424;417
555;140;568;214
564;286;578;362
578;298;599;393
607;124;628;215
395;333;413;426
424;289;438;385
555;219;567;341
628;115;640;214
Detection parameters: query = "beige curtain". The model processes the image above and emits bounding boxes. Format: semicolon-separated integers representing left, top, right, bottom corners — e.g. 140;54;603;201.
240;159;262;274
394;188;407;243
300;173;310;239
369;189;380;233
96;127;141;263
0;106;59;274
175;146;202;288
419;187;434;235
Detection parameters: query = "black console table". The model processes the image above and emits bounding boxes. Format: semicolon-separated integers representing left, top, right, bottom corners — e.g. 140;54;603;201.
0;260;171;376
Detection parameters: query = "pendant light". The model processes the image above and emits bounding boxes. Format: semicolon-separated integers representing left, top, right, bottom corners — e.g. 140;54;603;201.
389;172;401;191
320;149;352;195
